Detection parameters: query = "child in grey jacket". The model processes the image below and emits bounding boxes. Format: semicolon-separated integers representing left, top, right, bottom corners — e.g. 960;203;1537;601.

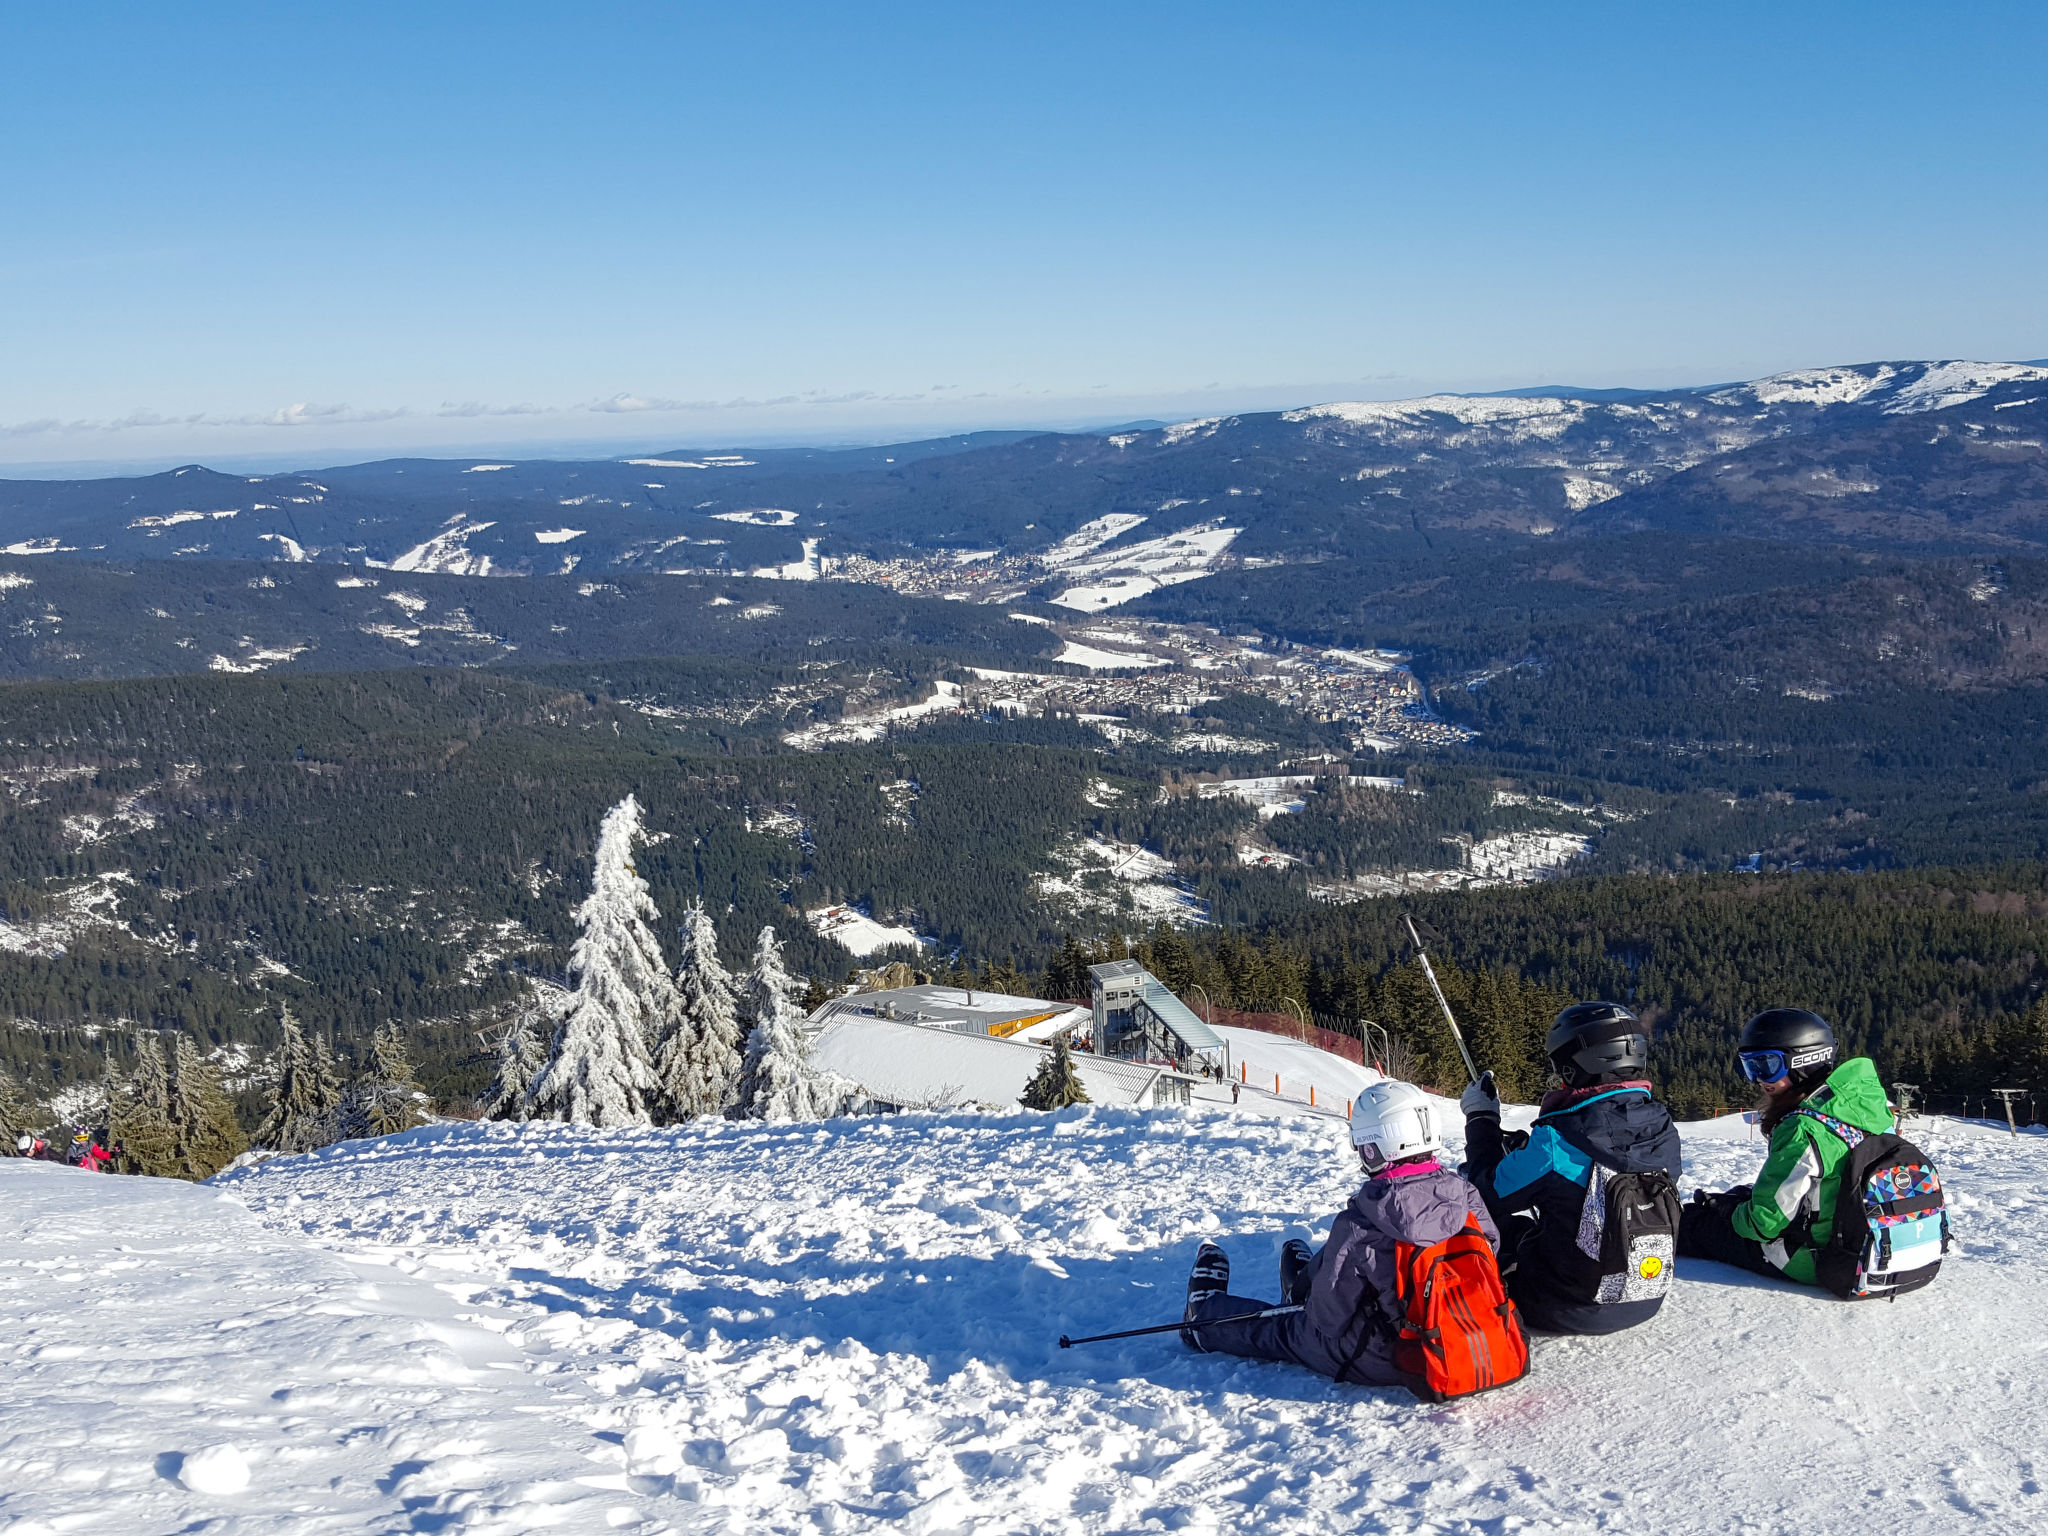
1183;1080;1499;1387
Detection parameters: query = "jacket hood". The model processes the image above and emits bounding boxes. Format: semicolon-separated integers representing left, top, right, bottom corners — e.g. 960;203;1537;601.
1539;1086;1683;1178
1805;1056;1891;1134
1350;1166;1479;1247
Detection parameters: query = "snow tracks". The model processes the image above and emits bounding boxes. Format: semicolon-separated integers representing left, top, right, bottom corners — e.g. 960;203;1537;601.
0;1159;645;1534
8;1108;2048;1533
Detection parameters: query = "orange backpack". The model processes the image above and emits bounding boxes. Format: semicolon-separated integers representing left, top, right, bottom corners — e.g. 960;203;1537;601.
1392;1218;1529;1401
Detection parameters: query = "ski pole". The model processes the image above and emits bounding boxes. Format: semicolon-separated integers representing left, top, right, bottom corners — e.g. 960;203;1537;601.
1405;915;1480;1085
1058;1305;1303;1348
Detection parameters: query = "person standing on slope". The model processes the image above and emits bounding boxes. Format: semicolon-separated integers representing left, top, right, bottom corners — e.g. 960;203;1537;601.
1678;1009;1891;1284
1180;1080;1500;1389
1462;1002;1683;1334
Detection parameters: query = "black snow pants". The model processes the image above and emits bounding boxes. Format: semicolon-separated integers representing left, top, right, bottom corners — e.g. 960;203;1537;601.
1676;1198;1779;1278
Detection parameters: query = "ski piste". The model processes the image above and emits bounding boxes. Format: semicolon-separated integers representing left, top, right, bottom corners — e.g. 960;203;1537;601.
5;1097;2042;1533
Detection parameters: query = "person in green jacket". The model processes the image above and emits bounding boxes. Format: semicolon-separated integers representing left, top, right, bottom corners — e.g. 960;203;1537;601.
1678;1008;1893;1286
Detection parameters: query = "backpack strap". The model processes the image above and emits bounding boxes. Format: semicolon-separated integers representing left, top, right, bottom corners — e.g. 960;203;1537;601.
1790;1105;1865;1149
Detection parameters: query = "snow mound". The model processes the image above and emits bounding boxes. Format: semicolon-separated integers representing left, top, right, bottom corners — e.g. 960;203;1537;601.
130;1109;2048;1534
177;1442;251;1495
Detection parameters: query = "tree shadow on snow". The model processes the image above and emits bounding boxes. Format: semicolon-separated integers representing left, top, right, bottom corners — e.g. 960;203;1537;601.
507;1227;1376;1405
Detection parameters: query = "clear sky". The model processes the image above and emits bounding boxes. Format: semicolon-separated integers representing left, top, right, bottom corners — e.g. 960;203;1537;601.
3;2;2044;471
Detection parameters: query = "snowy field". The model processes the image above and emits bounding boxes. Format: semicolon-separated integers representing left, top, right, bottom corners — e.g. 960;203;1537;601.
5;1104;2043;1534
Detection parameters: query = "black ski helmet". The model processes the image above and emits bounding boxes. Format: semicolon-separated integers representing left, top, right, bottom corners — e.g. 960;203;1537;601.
1738;1007;1836;1091
1546;1001;1650;1088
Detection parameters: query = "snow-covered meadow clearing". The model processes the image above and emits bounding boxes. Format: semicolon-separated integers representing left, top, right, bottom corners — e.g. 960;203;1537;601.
4;1104;2044;1534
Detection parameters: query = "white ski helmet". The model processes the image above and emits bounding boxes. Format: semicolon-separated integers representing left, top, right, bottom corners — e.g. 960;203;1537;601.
1349;1080;1442;1170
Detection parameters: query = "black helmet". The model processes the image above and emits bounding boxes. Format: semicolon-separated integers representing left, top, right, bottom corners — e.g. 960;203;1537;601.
1547;1001;1650;1088
1738;1008;1835;1091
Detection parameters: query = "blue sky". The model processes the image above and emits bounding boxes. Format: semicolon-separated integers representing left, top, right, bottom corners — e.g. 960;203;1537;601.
3;2;2044;469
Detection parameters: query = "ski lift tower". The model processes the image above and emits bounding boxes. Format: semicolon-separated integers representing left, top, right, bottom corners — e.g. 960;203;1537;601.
1089;960;1228;1077
1892;1082;1920;1126
1991;1087;2026;1139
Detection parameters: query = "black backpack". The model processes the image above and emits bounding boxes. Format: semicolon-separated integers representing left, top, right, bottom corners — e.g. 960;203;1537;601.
1792;1107;1949;1300
1547;1117;1683;1306
1579;1162;1682;1305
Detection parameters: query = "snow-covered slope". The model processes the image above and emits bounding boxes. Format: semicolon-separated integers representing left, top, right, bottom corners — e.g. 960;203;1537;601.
0;1158;641;1533
8;1105;2031;1536
7;1108;2044;1533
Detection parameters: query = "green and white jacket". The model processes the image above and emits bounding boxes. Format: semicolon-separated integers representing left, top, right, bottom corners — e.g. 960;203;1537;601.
1732;1057;1893;1286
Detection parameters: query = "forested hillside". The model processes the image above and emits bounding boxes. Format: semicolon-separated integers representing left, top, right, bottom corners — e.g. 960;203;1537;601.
1066;866;2048;1118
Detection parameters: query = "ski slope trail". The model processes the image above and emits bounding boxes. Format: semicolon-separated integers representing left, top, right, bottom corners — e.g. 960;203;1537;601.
0;1159;652;1534
8;1107;2046;1533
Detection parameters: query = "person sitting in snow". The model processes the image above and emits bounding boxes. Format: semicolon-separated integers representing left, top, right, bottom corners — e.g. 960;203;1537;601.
1180;1079;1499;1388
1461;1002;1683;1335
1678;1008;1892;1286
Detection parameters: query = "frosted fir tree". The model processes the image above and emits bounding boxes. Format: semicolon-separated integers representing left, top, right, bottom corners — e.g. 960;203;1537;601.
111;1031;181;1177
351;1023;429;1138
734;924;845;1122
254;1006;344;1153
528;795;677;1128
655;899;746;1121
480;985;567;1122
169;1033;247;1179
0;1067;34;1145
1020;1036;1092;1111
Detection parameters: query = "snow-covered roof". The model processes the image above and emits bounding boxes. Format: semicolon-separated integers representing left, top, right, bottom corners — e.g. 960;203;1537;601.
811;1014;1165;1110
810;985;1088;1042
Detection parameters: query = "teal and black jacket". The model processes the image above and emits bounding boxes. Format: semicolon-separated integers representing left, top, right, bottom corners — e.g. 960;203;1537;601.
1466;1083;1682;1334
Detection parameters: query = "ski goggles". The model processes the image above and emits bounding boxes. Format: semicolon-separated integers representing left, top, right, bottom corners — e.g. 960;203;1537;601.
1738;1050;1791;1084
1738;1046;1831;1083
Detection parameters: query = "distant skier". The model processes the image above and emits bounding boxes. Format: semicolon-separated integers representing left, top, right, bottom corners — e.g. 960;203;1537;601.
65;1129;112;1172
13;1132;49;1159
1679;1009;1931;1291
1180;1080;1508;1393
1462;1002;1684;1335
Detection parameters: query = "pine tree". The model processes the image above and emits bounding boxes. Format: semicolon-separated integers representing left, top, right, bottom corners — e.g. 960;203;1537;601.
655;899;745;1121
528;795;675;1128
1021;1036;1092;1110
255;1006;344;1153
0;1068;33;1146
480;986;564;1121
734;924;845;1122
170;1033;248;1179
352;1023;429;1138
111;1032;181;1177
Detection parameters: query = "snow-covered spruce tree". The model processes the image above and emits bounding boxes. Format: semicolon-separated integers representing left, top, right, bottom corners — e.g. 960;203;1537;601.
655;898;745;1120
527;795;677;1128
111;1031;181;1176
169;1032;247;1179
734;924;845;1122
254;1006;344;1153
353;1023;429;1137
1020;1037;1092;1110
480;985;566;1122
0;1067;34;1145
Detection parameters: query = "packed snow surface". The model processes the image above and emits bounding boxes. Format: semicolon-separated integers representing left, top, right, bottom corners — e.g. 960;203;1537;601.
9;1108;2039;1533
0;1158;642;1533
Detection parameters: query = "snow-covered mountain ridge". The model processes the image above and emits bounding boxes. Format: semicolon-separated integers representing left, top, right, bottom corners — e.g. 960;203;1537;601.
2;359;2043;599
7;1102;2039;1533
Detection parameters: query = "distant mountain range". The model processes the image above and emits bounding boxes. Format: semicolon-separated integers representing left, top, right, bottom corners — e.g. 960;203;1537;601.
2;361;2043;590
